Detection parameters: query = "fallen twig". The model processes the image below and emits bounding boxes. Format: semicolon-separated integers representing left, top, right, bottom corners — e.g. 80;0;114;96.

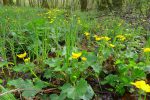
0;88;23;96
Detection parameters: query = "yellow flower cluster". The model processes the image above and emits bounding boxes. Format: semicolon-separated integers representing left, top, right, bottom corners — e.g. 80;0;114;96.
93;35;111;41
71;52;87;61
116;35;126;41
45;9;61;24
24;57;30;63
143;48;150;53
84;32;90;37
81;57;87;61
17;52;30;63
131;80;150;92
109;44;115;48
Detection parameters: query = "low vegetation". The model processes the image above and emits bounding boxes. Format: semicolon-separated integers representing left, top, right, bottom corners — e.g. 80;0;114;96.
0;0;150;99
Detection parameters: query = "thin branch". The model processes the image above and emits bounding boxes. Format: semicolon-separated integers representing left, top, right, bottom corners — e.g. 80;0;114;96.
0;88;23;96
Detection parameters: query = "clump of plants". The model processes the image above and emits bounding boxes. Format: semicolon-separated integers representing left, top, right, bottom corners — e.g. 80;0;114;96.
0;6;150;100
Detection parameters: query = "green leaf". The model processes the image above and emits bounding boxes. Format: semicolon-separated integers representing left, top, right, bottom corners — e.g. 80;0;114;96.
13;63;35;72
13;64;28;72
44;69;53;79
50;94;59;100
0;85;16;100
8;78;41;98
101;74;118;87
0;61;8;68
44;58;62;67
50;93;66;100
61;79;89;100
86;52;97;65
80;85;94;100
34;79;48;89
144;65;150;73
75;79;88;97
91;63;102;74
115;83;125;95
132;68;146;79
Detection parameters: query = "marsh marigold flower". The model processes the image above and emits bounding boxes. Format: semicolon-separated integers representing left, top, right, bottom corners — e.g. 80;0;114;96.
81;57;87;61
103;36;111;41
93;35;102;41
116;35;126;41
24;57;30;63
72;52;82;59
95;37;102;41
17;52;27;59
93;35;111;41
131;80;150;92
143;48;150;53
109;44;115;48
84;32;90;36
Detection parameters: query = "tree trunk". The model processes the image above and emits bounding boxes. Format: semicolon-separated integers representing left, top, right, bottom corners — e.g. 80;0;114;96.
8;0;14;5
38;0;42;7
3;0;9;5
80;0;87;11
112;0;123;11
55;0;58;8
41;0;49;9
29;0;34;7
96;0;112;11
16;0;21;6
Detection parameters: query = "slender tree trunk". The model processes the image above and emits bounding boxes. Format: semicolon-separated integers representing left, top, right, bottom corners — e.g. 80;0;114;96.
80;0;87;11
16;0;21;6
38;0;42;7
3;0;9;5
23;0;25;6
112;0;123;11
41;0;49;8
8;0;14;5
29;0;34;7
97;0;109;10
55;0;58;8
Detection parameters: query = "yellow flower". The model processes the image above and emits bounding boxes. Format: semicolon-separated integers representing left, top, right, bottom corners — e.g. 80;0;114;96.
143;48;150;53
95;37;103;41
93;35;111;41
93;35;102;41
72;52;82;59
24;57;30;63
116;35;126;41
81;57;87;61
103;36;111;41
84;32;90;36
140;84;150;92
131;80;150;92
109;44;115;48
131;80;146;88
17;52;27;59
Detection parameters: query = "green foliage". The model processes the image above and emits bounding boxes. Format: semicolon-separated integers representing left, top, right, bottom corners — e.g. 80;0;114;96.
101;59;146;95
8;78;48;98
0;85;16;100
0;4;149;99
58;78;94;100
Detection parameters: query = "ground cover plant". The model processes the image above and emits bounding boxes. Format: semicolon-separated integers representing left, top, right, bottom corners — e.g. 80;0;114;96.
0;0;150;100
